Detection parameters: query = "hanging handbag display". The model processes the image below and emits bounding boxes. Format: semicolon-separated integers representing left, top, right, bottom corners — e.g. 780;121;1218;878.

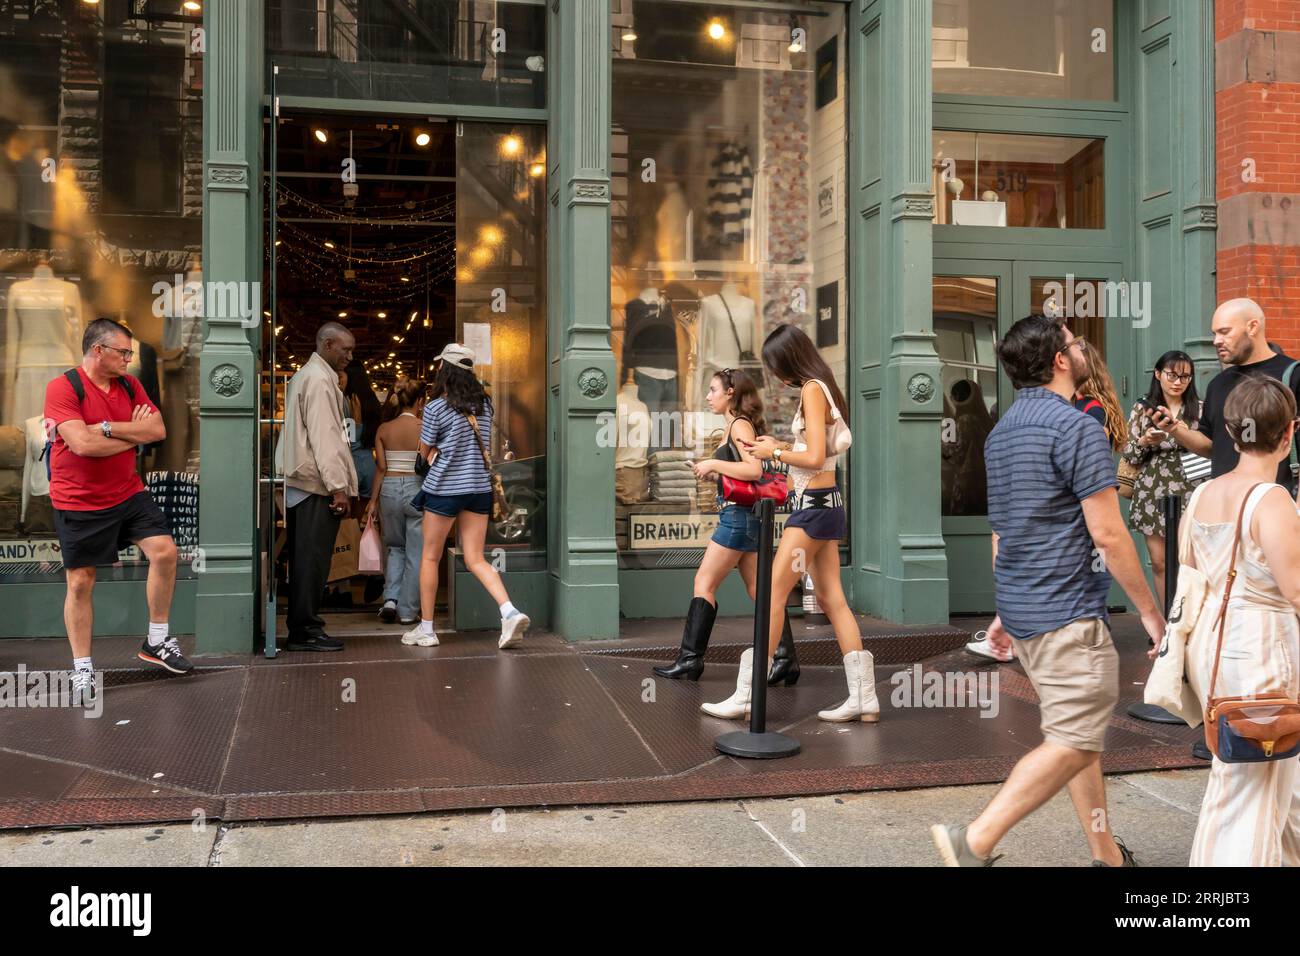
720;295;765;388
1202;482;1300;762
465;412;509;522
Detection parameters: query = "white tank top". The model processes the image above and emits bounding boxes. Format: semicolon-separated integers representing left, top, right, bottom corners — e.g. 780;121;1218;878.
788;379;849;499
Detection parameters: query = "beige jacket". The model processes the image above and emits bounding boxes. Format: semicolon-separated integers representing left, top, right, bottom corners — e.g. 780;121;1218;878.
275;352;358;497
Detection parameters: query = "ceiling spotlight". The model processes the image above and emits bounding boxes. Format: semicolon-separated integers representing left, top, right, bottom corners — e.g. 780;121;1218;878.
707;19;726;41
313;128;328;143
393;335;402;342
81;0;99;5
389;352;396;358
414;131;431;147
400;276;410;283
529;162;545;178
377;311;387;319
274;240;281;246
622;30;637;42
423;316;431;328
338;311;348;318
183;0;201;10
323;241;335;249
501;134;523;157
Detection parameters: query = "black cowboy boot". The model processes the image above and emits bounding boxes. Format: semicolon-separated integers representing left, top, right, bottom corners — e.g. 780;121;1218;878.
767;610;801;686
654;597;717;680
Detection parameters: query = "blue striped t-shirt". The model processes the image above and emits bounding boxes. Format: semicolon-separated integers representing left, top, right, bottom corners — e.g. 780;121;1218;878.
984;387;1118;640
419;397;493;495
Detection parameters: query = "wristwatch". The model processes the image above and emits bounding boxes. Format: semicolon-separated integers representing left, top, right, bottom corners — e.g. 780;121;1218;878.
100;420;112;439
772;447;783;463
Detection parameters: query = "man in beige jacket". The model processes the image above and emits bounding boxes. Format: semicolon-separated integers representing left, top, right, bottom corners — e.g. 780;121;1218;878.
277;321;358;651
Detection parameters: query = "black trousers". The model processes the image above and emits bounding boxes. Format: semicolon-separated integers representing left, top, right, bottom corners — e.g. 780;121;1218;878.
287;493;340;639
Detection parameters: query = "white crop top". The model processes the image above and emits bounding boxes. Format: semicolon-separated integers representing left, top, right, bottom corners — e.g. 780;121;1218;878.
788;379;850;499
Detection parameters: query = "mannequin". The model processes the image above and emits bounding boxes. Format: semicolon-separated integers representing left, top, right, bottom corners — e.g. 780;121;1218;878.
615;378;651;504
655;182;690;272
160;255;203;472
4;260;83;427
624;287;679;451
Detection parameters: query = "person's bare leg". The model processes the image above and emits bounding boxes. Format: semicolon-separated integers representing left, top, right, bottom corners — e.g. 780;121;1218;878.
64;566;97;659
812;537;861;655
1065;757;1123;864
457;512;510;606
1145;534;1167;612
136;535;178;624
418;512;454;621
736;551;758;602
965;741;1097;858
766;530;818;657
694;541;744;605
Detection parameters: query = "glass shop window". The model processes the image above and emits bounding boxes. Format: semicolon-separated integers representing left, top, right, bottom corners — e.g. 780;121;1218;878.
932;131;1105;229
932;0;1115;101
609;0;849;565
934;276;998;517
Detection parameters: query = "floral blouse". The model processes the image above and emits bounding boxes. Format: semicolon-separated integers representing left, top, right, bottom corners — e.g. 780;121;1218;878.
1121;403;1198;537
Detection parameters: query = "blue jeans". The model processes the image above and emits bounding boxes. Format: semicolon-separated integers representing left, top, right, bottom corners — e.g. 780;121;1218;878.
379;475;423;620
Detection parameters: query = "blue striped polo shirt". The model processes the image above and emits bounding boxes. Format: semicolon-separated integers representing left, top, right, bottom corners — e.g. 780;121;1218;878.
984;387;1118;640
419;397;493;495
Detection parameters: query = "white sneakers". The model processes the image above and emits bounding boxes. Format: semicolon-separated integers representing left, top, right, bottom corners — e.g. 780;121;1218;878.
817;650;880;722
965;635;1014;662
700;648;760;719
401;624;439;647
499;611;530;649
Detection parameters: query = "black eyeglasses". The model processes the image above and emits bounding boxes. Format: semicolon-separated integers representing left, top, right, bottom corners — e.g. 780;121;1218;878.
1160;369;1193;384
99;345;134;362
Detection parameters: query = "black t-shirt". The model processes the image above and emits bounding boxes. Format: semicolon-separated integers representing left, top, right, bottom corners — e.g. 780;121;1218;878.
1196;351;1300;485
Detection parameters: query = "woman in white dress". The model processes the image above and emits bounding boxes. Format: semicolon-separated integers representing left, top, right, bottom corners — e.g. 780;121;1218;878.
1179;376;1300;866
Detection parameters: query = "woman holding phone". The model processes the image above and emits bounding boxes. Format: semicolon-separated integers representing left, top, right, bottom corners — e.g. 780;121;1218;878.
653;368;800;684
1122;350;1201;608
702;324;875;723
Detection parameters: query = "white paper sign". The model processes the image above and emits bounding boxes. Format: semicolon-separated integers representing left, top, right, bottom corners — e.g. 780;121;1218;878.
463;323;492;365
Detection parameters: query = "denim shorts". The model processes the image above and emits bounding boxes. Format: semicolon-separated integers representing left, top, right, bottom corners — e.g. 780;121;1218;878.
413;490;493;517
711;503;759;552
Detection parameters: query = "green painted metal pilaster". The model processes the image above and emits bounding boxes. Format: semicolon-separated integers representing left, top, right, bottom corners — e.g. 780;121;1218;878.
848;0;948;624
195;1;261;654
545;0;619;639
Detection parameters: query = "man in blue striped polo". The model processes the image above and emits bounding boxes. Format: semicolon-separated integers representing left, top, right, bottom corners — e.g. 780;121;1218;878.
932;313;1165;867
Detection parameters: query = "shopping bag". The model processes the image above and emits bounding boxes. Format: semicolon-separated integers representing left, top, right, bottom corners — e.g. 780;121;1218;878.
327;517;361;582
358;512;384;575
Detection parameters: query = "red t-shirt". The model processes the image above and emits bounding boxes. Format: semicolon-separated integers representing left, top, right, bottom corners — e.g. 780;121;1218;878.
43;368;156;511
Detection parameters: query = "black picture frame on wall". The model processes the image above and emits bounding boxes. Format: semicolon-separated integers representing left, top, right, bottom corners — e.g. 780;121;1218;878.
815;36;837;109
817;282;838;348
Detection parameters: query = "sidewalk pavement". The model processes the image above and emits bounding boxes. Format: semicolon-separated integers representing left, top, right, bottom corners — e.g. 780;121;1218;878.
0;768;1208;867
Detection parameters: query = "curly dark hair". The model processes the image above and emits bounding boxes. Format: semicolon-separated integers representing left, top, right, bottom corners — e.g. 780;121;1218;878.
997;314;1068;389
429;359;492;417
713;368;767;436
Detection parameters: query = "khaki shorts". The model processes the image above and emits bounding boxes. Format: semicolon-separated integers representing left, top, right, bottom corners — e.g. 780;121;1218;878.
1015;617;1119;752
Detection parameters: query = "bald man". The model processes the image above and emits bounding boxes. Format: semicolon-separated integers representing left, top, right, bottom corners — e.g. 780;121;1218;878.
1153;298;1300;490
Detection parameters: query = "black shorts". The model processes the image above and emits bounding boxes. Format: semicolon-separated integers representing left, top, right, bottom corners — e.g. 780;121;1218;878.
54;491;172;570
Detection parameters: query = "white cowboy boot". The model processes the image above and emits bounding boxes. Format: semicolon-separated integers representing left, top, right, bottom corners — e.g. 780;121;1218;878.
817;650;880;722
701;648;767;720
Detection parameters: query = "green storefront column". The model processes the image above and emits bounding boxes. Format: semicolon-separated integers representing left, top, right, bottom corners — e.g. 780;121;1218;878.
195;1;262;655
849;0;948;624
545;0;619;639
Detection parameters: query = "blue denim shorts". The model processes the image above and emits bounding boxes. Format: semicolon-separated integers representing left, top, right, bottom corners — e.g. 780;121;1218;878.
413;490;493;517
711;504;759;552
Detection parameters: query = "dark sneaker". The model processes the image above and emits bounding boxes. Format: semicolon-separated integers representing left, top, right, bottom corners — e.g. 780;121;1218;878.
1092;837;1138;867
931;824;1001;867
285;633;344;652
378;600;397;624
138;638;194;674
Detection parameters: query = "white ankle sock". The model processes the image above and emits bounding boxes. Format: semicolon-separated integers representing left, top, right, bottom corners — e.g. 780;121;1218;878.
73;657;93;673
419;619;435;636
499;601;518;619
147;623;169;647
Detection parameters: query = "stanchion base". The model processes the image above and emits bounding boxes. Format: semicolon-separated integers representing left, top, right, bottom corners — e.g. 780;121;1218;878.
715;730;801;759
1127;702;1185;724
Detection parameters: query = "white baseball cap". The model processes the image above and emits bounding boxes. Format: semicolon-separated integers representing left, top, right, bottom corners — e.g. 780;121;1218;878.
435;343;476;369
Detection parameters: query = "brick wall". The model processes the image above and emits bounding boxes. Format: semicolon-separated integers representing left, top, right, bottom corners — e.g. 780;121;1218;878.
1216;0;1300;353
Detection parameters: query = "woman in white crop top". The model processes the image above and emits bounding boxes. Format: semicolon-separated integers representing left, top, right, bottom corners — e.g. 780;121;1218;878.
367;378;427;628
702;324;879;725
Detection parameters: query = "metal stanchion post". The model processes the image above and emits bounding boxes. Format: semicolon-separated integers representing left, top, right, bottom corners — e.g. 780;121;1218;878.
715;498;800;759
1129;494;1186;725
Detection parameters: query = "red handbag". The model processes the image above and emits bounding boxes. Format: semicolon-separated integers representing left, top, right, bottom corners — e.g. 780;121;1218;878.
721;470;789;508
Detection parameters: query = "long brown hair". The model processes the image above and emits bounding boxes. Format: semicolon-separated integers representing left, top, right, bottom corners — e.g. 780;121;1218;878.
381;377;426;423
714;368;766;436
760;324;850;428
1077;340;1126;451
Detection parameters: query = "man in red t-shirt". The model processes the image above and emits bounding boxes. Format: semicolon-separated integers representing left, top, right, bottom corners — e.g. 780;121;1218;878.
44;318;191;697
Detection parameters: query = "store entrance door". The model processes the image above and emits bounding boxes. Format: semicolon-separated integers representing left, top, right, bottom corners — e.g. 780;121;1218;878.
935;258;1132;615
259;106;548;653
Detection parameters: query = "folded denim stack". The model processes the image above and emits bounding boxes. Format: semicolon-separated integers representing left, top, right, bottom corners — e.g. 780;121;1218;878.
649;451;695;502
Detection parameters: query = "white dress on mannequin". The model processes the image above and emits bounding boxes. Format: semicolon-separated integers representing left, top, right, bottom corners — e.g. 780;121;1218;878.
697;283;757;401
4;265;83;427
615;381;651;470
